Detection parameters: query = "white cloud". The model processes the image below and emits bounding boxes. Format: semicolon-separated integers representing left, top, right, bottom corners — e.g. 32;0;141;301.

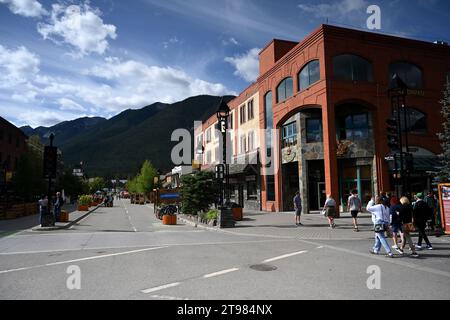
58;97;86;112
222;37;239;46
12;90;37;103
0;44;40;87
37;2;117;56
163;36;180;49
0;0;47;17
298;0;368;18
224;48;260;82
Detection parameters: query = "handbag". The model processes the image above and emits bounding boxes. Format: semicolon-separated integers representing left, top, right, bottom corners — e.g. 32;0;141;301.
374;223;386;233
404;222;415;232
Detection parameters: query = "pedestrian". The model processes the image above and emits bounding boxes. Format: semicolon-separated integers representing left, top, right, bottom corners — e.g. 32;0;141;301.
380;191;390;207
54;192;64;222
367;196;393;257
38;195;48;225
389;196;403;251
347;189;362;231
413;193;433;250
425;191;436;231
323;194;337;229
398;196;419;257
293;191;302;226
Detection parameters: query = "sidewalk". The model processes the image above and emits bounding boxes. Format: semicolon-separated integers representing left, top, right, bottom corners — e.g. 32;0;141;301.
31;204;102;231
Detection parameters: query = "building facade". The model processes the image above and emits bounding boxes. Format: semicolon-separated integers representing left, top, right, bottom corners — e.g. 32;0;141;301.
196;25;450;213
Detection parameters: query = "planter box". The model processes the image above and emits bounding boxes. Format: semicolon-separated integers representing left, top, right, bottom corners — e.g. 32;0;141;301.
78;205;89;211
232;207;243;221
58;210;69;222
162;215;177;225
91;202;98;207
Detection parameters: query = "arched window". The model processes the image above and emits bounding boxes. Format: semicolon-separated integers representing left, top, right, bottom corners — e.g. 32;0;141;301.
264;91;275;201
333;54;373;82
299;60;320;91
276;77;293;103
393;107;427;133
389;62;423;89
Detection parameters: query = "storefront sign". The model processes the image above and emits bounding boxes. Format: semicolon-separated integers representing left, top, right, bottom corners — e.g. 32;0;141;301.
438;183;450;235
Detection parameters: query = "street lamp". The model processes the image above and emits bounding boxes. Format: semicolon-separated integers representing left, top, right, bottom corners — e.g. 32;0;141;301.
388;73;410;196
216;97;234;228
42;132;57;227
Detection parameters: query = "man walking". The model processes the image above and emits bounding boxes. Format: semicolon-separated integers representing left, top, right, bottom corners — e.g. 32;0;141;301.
293;191;302;226
54;192;64;222
347;189;362;231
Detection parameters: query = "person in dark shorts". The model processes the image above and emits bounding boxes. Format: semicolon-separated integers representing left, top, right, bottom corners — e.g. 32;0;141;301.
293;191;302;226
389;196;403;252
347;190;362;231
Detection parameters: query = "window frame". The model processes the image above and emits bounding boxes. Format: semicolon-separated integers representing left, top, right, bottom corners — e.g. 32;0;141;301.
281;121;297;148
306;117;323;143
389;61;423;90
206;128;212;143
247;99;254;120
276;77;293;103
338;112;370;141
299;59;320;91
333;54;374;82
393;107;427;134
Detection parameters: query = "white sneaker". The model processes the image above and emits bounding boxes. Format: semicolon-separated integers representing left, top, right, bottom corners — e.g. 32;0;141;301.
426;245;433;250
392;245;399;249
416;245;422;250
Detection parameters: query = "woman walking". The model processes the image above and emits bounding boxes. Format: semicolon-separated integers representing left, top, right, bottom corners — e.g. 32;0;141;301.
367;196;393;257
324;194;337;229
389;196;403;251
398;197;419;257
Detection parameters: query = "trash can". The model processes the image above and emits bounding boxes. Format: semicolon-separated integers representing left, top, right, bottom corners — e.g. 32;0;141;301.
59;210;69;222
230;203;243;221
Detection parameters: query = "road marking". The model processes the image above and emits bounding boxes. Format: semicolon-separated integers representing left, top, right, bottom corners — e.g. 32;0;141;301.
203;268;239;278
150;294;188;300
141;282;181;294
0;246;166;274
317;246;324;249
262;250;308;263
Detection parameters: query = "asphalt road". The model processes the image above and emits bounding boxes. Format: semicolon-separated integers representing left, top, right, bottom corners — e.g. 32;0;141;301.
1;199;449;300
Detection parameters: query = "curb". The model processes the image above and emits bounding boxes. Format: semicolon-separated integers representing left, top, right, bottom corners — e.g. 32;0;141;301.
31;204;102;231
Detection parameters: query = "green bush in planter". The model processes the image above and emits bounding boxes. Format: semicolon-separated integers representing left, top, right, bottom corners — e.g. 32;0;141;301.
205;209;218;221
79;195;93;206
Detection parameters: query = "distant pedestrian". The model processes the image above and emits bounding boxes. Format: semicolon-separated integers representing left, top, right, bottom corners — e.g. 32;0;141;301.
398;196;419;257
425;191;436;231
389;196;403;251
413;193;433;250
367;196;393;258
323;194;337;229
54;192;64;222
38;195;48;225
293;191;302;226
347;189;362;231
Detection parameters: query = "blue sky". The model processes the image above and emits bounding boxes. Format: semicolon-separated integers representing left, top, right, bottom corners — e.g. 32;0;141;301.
1;0;449;128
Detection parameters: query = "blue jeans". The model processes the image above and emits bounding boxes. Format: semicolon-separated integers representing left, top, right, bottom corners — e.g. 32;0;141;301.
54;206;61;221
373;232;392;254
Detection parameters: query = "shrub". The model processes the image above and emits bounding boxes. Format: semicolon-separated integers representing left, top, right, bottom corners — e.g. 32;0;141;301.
78;195;93;206
205;209;218;221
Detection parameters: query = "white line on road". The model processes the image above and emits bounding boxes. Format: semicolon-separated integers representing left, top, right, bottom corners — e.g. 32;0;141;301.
262;250;308;263
0;246;166;274
203;268;239;278
150;295;189;300
141;282;181;294
317;246;324;249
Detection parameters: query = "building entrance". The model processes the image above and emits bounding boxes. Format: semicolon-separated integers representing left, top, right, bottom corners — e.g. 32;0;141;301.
307;160;325;211
282;162;299;211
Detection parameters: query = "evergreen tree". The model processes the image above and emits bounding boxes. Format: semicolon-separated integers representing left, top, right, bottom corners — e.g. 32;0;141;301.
137;160;156;193
180;171;219;215
436;84;450;182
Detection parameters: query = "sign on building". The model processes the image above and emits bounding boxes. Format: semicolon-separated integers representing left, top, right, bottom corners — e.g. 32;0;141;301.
438;183;450;235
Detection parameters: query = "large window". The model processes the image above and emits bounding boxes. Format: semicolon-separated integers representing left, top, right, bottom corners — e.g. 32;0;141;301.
228;112;233;129
389;62;423;89
240;135;247;154
247;99;254;120
206;128;211;143
247;180;258;200
266;175;275;201
264;91;273;157
248;131;255;151
299;60;320;91
338;113;369;140
393;107;427;133
281;122;297;148
276;77;293;103
333;54;373;82
240;105;246;124
306;117;323;143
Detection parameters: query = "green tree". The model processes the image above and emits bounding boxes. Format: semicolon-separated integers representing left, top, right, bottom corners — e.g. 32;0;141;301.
59;171;88;199
88;177;107;194
137;160;156;193
126;176;139;193
436;84;450;182
12;145;46;201
180;171;219;215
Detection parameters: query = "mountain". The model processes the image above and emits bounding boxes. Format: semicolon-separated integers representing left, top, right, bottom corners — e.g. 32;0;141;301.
21;117;107;146
21;95;234;178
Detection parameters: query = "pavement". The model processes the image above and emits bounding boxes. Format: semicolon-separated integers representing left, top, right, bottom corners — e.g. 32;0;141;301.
0;199;449;300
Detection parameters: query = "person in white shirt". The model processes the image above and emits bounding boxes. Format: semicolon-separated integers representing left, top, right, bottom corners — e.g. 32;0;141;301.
323;194;337;229
366;196;393;257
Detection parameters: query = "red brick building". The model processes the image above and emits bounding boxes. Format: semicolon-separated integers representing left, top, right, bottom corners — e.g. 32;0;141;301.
198;25;450;213
0;116;28;183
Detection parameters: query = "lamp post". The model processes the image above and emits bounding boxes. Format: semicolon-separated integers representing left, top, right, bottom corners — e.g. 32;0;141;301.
42;133;57;227
216;97;234;228
388;73;410;196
